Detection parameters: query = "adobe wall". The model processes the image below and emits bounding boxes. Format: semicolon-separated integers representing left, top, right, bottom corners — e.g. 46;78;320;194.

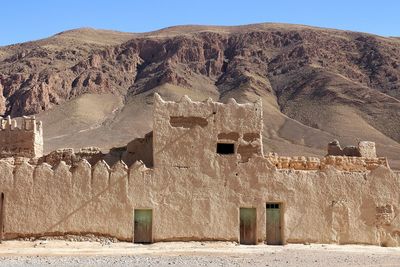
0;116;43;158
0;159;134;240
148;158;400;246
147;94;400;246
0;94;398;246
267;155;389;172
0;158;399;246
153;94;263;168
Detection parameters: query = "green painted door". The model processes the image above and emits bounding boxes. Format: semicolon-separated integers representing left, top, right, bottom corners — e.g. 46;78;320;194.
266;203;282;245
240;208;257;245
134;209;152;243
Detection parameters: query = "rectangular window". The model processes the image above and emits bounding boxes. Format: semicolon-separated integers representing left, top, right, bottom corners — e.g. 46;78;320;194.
217;143;235;154
266;203;280;209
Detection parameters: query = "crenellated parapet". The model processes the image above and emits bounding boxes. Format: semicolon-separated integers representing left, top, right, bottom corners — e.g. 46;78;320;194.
266;154;389;172
0;158;151;193
0;158;152;240
153;93;263;168
327;140;377;158
1;93;399;246
0;115;42;132
264;138;389;172
153;93;263;135
0;115;43;158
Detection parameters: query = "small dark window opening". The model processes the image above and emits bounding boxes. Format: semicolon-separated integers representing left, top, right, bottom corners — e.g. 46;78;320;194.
217;143;235;154
266;203;280;209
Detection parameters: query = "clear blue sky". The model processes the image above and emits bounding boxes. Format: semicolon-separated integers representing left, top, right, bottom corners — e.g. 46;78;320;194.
1;0;399;46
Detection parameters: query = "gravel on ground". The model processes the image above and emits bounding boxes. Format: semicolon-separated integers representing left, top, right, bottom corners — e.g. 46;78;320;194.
0;240;400;266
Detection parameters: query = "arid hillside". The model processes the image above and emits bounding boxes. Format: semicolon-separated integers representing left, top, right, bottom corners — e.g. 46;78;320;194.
1;23;400;167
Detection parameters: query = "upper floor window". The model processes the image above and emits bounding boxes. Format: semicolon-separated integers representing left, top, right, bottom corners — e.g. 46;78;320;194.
217;143;235;154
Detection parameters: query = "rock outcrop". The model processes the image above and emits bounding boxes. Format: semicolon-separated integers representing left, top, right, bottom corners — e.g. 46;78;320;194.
1;24;400;168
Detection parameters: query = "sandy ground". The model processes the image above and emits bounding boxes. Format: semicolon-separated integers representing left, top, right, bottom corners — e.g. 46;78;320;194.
0;241;400;266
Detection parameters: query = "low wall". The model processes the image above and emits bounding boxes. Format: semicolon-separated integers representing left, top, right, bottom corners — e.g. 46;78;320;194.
267;155;389;171
0;159;148;241
0;157;399;246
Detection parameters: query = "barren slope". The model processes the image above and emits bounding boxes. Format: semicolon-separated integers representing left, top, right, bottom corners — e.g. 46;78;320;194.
1;23;400;167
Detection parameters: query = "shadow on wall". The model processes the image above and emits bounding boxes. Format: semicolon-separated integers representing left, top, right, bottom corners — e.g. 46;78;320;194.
43;164;130;237
39;131;154;168
107;131;153;168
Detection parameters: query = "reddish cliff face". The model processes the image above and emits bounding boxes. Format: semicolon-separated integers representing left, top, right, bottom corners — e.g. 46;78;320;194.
0;24;400;167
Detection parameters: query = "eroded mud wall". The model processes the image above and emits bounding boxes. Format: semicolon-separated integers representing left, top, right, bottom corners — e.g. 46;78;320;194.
0;159;399;246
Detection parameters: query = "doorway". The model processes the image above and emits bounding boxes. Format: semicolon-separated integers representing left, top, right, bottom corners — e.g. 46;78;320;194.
0;193;4;242
266;203;282;245
240;207;257;245
134;209;152;243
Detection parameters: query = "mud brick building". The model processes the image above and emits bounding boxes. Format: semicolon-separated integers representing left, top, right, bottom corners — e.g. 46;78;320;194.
0;94;399;246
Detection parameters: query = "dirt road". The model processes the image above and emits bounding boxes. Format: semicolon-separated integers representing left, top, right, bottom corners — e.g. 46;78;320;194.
0;240;399;266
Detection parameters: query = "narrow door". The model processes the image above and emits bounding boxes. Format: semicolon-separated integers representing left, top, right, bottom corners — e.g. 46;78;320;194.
0;193;4;242
266;203;282;245
134;209;152;243
240;208;257;245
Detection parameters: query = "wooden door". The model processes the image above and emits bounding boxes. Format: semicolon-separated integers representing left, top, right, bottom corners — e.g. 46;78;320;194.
134;209;152;243
240;208;257;245
266;203;282;245
0;193;4;243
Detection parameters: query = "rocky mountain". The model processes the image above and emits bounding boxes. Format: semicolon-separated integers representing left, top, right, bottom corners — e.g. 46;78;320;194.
1;23;400;168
